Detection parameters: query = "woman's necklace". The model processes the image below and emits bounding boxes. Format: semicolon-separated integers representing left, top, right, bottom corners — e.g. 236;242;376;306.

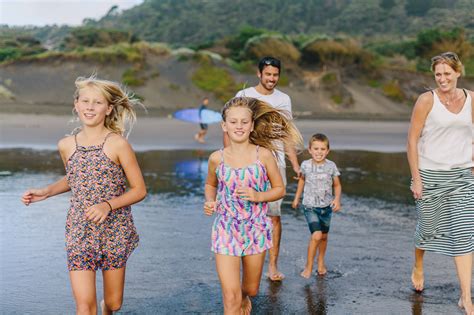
438;89;458;107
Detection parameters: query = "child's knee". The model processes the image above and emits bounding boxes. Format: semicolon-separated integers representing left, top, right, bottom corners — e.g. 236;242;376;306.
311;231;323;241
105;298;123;312
222;289;241;306
243;286;259;297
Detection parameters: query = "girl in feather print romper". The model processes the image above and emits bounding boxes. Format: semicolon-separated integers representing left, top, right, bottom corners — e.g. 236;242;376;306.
204;97;303;315
22;76;146;315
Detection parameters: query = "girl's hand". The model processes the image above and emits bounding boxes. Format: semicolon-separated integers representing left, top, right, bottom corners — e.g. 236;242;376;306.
291;199;299;209
411;178;423;200
204;200;216;216
235;187;260;202
331;199;341;212
85;203;111;224
21;188;49;206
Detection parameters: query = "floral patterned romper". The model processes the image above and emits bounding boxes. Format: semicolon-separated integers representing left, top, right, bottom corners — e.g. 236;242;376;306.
65;133;139;271
211;146;273;256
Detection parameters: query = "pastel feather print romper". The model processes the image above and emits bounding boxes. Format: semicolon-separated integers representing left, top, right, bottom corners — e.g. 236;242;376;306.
211;146;273;256
65;133;139;271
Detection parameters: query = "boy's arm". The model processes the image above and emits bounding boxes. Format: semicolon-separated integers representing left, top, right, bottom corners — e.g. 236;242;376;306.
291;176;305;209
331;176;342;212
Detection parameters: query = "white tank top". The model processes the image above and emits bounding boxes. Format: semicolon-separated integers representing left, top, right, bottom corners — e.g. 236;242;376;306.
418;89;473;170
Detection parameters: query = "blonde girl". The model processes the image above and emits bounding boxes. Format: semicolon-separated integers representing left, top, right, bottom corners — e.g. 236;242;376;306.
203;97;302;314
21;76;146;315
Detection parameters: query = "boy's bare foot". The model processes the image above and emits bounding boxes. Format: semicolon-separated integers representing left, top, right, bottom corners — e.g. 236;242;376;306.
241;296;252;315
300;268;312;279
411;266;424;292
317;263;327;276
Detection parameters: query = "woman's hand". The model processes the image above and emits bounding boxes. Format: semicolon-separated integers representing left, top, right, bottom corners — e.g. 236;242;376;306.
234;187;260;202
291;199;299;209
204;200;216;216
85;202;111;224
21;188;49;205
411;178;423;200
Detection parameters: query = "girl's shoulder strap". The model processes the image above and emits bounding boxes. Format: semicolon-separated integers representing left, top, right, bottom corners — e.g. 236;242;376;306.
73;133;79;148
101;132;115;147
220;148;224;163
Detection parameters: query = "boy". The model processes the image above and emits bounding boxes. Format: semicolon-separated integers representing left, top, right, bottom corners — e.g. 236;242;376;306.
291;133;342;278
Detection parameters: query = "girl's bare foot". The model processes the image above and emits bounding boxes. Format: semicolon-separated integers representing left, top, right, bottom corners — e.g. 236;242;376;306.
241;296;252;315
411;266;424;292
300;268;312;279
458;297;474;315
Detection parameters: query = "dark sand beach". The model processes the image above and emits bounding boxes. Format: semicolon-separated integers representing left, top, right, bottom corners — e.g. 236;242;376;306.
0;114;467;314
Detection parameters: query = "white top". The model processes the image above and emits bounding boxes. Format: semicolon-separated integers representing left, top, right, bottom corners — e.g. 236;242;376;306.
300;159;340;208
236;87;292;167
418;90;473;170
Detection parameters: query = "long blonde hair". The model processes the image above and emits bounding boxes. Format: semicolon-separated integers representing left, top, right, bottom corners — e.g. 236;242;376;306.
222;97;303;155
74;75;143;137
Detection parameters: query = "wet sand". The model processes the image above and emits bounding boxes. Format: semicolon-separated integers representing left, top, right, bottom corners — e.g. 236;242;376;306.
0;148;467;314
0;113;409;152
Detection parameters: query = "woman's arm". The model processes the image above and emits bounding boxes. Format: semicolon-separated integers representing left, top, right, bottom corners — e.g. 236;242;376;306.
407;92;432;199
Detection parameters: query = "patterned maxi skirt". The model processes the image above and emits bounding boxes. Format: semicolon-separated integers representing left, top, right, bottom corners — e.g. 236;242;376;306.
415;168;474;256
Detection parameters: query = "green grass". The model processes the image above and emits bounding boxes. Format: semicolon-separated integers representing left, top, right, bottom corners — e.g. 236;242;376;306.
122;68;145;86
382;80;405;102
192;62;237;102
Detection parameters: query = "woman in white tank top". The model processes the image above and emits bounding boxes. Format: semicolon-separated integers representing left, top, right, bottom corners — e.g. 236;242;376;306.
407;52;474;315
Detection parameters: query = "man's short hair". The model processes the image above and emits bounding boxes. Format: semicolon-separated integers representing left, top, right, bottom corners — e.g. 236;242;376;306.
258;56;281;73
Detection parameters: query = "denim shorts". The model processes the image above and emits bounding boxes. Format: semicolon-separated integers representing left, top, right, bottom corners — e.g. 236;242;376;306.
302;205;333;234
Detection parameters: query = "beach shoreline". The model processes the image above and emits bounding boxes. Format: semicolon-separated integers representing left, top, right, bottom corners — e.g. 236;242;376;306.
0;113;409;152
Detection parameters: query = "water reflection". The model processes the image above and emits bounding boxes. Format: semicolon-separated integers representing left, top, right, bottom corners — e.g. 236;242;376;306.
0;149;412;203
410;292;424;315
304;280;328;315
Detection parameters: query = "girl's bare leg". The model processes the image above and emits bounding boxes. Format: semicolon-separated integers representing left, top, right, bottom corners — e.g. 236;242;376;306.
216;254;242;315
241;252;266;314
101;267;126;314
69;270;97;315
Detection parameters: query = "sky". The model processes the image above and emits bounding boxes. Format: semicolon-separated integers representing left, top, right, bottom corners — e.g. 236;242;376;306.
0;0;144;26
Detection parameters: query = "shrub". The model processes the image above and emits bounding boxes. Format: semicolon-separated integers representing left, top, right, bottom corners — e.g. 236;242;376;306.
242;34;301;64
192;61;238;102
382;80;405;102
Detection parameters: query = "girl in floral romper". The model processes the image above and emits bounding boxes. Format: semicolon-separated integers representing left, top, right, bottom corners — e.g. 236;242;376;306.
204;97;303;314
22;75;146;314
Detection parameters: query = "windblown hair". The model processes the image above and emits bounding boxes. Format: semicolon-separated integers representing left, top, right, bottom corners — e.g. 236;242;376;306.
430;52;465;75
73;75;143;137
309;133;330;149
222;97;303;155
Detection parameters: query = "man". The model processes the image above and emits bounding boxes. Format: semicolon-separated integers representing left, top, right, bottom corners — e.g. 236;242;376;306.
195;97;209;143
225;56;300;281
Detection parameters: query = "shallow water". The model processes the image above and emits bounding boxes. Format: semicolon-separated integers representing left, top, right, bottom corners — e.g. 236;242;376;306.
0;149;465;314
